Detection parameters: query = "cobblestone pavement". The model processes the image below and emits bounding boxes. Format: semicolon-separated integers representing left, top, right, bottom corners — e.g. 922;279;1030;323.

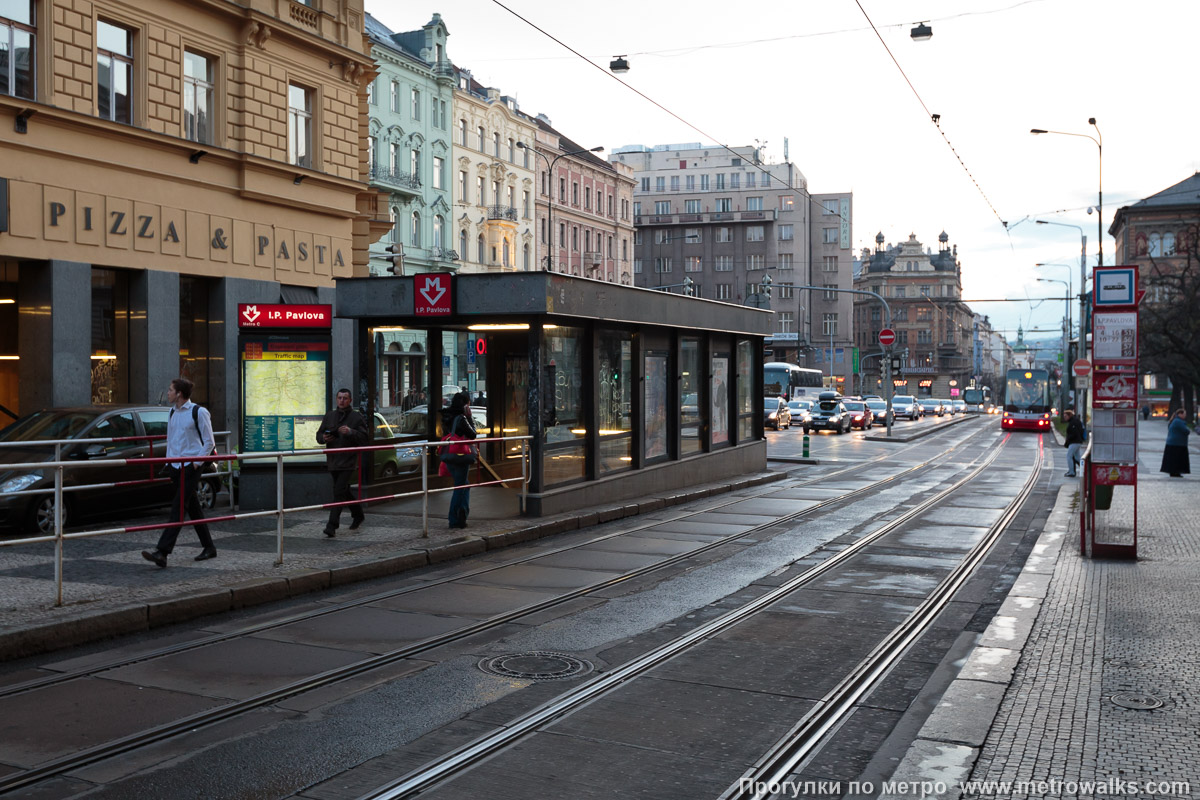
963;419;1199;799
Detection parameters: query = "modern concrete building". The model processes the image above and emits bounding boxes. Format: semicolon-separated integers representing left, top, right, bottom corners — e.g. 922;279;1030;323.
363;13;456;278
0;0;382;431
854;232;975;397
612;143;854;388
529;116;635;284
450;71;536;274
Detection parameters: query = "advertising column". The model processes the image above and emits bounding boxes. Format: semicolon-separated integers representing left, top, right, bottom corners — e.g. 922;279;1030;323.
237;303;333;506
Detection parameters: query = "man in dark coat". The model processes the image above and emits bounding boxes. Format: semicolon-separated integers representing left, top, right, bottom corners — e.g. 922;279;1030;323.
317;388;368;536
1063;409;1086;477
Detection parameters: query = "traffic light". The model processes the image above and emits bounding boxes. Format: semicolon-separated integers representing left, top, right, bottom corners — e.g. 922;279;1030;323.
384;244;403;275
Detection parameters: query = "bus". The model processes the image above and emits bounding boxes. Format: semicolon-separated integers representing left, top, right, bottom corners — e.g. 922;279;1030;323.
764;362;824;400
1001;369;1052;431
962;386;993;414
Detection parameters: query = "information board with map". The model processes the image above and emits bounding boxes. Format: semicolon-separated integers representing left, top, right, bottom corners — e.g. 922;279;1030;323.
240;336;330;456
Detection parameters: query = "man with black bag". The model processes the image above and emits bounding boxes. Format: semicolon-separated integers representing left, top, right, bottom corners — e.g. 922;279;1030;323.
142;377;217;567
318;388;368;537
1064;409;1086;478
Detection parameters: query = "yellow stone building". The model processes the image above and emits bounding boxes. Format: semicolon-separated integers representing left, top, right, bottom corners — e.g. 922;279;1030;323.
0;0;384;429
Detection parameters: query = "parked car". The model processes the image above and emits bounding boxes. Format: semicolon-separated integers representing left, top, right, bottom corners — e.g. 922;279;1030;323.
892;395;921;421
0;405;226;534
398;404;487;435
787;399;813;427
865;399;892;425
919;399;945;417
372;414;423;480
804;391;851;435
765;397;792;430
842;399;873;430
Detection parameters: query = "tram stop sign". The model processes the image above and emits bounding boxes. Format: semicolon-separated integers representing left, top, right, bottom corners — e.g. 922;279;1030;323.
878;328;896;347
1072;358;1092;377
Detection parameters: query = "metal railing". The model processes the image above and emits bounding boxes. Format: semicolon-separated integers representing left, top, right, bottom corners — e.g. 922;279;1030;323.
0;434;530;606
485;205;517;221
369;165;421;191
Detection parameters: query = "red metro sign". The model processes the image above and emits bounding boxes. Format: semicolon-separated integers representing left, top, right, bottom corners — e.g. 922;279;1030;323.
414;273;453;316
238;303;332;328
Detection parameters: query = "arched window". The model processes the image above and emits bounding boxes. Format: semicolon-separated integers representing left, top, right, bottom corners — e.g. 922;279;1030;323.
459;229;468;260
433;215;444;250
477;234;485;263
410;211;420;247
1163;231;1176;256
1149;233;1161;257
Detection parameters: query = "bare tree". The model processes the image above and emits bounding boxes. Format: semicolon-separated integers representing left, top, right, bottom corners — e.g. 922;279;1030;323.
1141;222;1200;419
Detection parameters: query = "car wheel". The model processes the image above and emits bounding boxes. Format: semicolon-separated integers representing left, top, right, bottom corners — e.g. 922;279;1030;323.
27;495;66;535
195;477;220;510
380;462;399;479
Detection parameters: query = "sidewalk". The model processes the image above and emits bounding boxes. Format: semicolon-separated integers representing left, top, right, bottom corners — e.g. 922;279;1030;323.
883;417;1200;798
0;470;788;661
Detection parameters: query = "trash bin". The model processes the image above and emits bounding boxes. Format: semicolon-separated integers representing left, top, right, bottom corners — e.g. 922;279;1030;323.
1094;484;1113;510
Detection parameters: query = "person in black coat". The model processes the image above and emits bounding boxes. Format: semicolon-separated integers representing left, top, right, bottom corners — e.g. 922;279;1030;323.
1063;409;1086;477
441;391;477;529
317;388;368;536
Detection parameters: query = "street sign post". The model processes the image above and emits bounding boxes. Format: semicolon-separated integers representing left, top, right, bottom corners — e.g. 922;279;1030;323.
1072;358;1091;377
878;328;896;347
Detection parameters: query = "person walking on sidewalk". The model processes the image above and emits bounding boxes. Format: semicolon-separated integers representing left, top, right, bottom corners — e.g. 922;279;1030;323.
142;378;217;568
1063;409;1086;477
318;388;368;536
1160;407;1191;478
441;391;477;529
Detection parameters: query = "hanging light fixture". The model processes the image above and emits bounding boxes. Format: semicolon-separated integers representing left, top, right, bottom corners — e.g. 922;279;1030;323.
910;22;932;41
609;55;630;73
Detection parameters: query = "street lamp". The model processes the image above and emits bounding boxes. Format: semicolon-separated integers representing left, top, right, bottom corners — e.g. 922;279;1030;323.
516;141;604;272
1035;219;1088;398
1030;118;1103;271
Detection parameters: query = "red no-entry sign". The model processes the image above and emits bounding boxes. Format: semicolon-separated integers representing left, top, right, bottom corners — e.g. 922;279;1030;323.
878;328;896;347
1072;358;1091;377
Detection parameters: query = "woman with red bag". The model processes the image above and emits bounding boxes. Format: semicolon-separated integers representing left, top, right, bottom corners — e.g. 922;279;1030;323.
440;391;478;528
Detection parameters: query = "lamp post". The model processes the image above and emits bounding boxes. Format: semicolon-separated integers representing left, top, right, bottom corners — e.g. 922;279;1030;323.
1037;276;1071;414
1030;118;1103;269
1034;220;1088;405
516;141;604;272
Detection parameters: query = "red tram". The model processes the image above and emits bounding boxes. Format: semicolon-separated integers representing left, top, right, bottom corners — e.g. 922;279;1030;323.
1001;368;1053;431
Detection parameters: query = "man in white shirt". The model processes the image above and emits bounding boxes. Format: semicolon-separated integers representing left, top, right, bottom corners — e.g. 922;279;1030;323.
143;377;217;567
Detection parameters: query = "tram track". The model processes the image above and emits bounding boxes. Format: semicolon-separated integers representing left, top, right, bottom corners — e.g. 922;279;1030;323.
353;430;1040;800
0;420;999;796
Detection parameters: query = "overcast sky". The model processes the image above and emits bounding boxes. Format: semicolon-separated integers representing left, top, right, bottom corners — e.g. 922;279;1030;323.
368;0;1199;342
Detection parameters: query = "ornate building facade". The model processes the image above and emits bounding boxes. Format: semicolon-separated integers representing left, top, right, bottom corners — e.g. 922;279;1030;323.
0;0;382;429
450;72;536;273
854;232;975;397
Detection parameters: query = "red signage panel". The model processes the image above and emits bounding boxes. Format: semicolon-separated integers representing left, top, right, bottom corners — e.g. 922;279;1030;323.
878;328;896;346
1093;370;1137;405
1092;463;1136;486
414;273;453;316
238;303;332;328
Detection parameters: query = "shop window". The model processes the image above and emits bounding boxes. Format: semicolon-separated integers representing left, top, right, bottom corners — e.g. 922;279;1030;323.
736;339;754;441
644;351;669;461
597;330;632;475
542;326;585;485
179;276;210;405
680;337;702;455
91;268;130;404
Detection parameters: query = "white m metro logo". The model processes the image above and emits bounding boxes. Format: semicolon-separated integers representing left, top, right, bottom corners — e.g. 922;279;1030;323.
420;277;446;307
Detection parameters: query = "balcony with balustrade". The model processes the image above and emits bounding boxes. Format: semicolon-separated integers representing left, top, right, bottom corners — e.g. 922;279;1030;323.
369;165;422;195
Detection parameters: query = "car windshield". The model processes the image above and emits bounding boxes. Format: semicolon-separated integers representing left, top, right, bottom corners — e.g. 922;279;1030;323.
764;400;782;410
788;400;811;410
895;396;914;404
818;401;839;411
866;401;887;410
843;401;865;411
0;411;99;442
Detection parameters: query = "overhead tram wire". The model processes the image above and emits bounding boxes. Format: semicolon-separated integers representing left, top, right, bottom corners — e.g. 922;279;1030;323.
852;0;1007;230
487;0;857;240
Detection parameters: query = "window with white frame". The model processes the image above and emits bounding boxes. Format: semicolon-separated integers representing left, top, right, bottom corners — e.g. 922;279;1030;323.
920;285;931;296
778;224;793;241
746;172;756;188
390;80;399;112
686;175;695;190
183;50;214;144
460;119;467;145
432;156;444;189
746;226;764;242
747;254;764;270
761;173;770;187
823;284;837;300
523;190;530;218
747;196;763;211
633;201;641;217
822;255;838;271
778;253;793;270
634;259;643;274
287;83;312;167
700;174;710;190
716;173;725;190
411;87;420;120
477;176;485;205
585;186;591;210
822;227;837;244
894;286;906;298
780;195;794;211
730;173;740;189
508;137;514;161
654;200;670;215
716;283;732;300
640;177;650;192
655;257;672;273
685;199;700;214
477;125;485;150
716;227;732;243
368;136;376;168
823;198;839;215
410;147;421;181
670;176;679;191
685;257;702;272
634;230;643;245
366;79;374;105
655;176;665;192
654;230;671;245
433;215;443;249
778;283;794;299
685;228;701;243
777;311;793;333
716;197;732;212
822;313;838;336
410;211;420;247
97;20;134;123
715;255;733;272
458;170;468;202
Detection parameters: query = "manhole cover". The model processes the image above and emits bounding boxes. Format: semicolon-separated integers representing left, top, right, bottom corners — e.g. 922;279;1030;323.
479;652;594;681
1110;692;1164;710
